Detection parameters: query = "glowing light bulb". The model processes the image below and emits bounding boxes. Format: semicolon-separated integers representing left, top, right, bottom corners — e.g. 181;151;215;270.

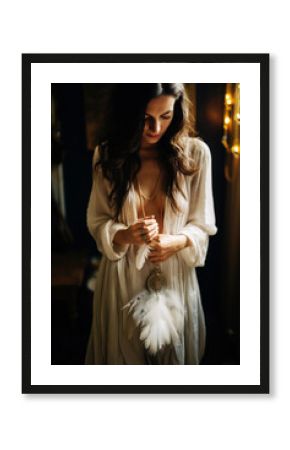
224;116;231;125
231;145;240;156
225;94;232;105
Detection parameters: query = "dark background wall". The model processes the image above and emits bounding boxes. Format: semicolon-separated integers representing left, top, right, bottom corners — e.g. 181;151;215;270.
52;84;95;251
195;84;239;364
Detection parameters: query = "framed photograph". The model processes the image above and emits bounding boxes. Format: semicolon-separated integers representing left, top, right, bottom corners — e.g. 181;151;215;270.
22;53;269;394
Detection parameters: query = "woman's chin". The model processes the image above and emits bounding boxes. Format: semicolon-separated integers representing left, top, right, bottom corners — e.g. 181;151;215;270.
143;136;161;145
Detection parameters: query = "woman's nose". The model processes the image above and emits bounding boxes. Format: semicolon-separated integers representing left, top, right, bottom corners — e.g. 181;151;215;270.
149;119;161;134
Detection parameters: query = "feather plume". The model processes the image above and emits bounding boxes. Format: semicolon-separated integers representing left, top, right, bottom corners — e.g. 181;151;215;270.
135;243;151;270
122;288;184;354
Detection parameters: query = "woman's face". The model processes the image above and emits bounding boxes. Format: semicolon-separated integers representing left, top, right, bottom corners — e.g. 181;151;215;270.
141;95;176;146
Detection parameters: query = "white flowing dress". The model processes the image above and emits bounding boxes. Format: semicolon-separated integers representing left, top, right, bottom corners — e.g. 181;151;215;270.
84;137;218;365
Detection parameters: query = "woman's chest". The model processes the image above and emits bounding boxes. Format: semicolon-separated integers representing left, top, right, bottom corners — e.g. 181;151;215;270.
135;192;166;222
122;162;190;231
133;160;166;225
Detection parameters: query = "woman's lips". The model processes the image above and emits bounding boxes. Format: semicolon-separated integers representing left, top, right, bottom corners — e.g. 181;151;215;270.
147;133;160;138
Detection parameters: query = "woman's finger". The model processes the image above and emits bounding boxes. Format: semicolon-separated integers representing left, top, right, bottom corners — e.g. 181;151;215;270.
143;219;158;226
150;240;161;250
136;220;156;230
147;231;157;242
134;228;146;242
149;227;159;241
144;224;159;235
139;230;148;241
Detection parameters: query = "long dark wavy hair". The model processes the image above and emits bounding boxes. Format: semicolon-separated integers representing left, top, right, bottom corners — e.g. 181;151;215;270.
94;83;198;220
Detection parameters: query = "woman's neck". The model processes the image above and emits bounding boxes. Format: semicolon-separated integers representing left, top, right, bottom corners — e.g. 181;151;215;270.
139;143;160;161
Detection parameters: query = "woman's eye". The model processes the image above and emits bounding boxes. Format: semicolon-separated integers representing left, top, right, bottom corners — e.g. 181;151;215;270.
145;116;172;121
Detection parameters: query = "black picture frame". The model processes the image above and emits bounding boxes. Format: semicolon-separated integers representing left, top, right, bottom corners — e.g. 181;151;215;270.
22;53;269;394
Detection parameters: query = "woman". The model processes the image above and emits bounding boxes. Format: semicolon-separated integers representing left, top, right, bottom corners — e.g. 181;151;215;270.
85;83;217;365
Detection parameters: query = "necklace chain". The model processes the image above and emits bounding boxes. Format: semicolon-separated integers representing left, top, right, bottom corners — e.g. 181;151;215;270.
136;171;165;233
136;171;165;275
137;166;162;200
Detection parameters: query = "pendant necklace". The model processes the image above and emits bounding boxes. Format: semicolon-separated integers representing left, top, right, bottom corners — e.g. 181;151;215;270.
136;168;167;293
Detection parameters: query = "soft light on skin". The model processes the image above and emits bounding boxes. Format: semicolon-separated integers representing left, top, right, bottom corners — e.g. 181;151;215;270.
140;95;176;150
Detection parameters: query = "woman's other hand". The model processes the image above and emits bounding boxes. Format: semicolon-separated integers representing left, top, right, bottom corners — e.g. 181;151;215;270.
148;234;189;263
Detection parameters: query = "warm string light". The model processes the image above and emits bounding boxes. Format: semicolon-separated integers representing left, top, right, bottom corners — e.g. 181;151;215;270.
225;94;233;105
222;83;240;159
222;84;240;182
231;144;240;157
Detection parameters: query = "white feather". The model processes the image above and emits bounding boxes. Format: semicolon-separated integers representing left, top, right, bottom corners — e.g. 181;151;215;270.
122;288;184;354
135;244;151;270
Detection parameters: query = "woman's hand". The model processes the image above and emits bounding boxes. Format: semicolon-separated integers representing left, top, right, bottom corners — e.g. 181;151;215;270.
148;234;189;263
124;215;159;246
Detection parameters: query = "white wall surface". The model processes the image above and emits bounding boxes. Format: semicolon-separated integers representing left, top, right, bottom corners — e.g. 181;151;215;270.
0;1;286;449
